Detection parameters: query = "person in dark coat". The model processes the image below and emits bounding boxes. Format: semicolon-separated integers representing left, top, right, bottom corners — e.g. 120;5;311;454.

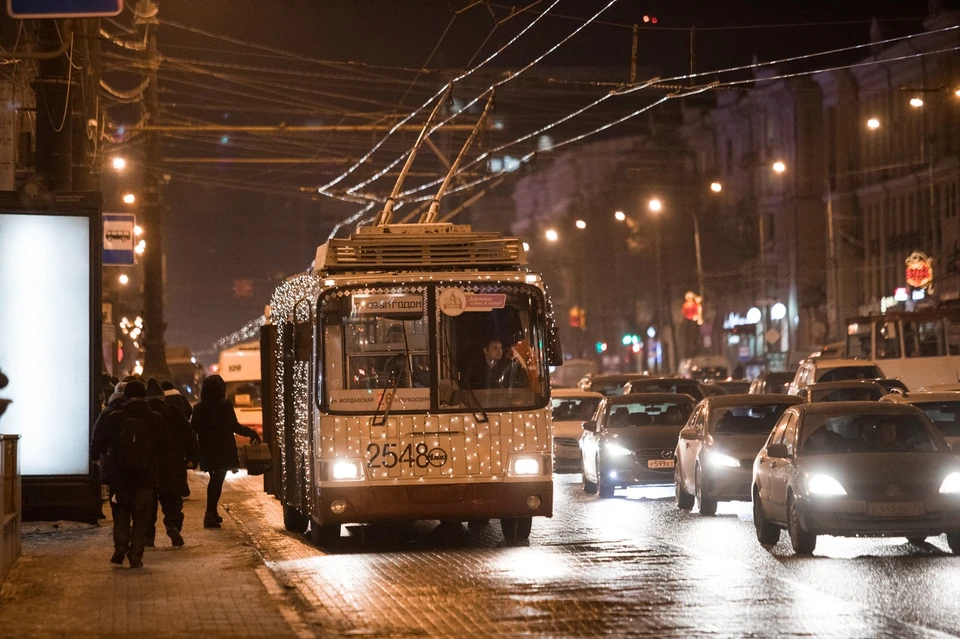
92;381;128;519
145;378;200;547
191;374;260;528
90;381;169;568
161;380;193;420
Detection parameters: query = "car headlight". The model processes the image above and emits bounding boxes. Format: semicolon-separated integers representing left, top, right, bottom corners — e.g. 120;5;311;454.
807;474;847;496
331;460;363;480
512;456;541;476
939;472;960;494
604;443;634;457
709;453;741;468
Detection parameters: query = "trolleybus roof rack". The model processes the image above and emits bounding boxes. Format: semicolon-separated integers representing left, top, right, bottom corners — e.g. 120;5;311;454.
313;223;527;273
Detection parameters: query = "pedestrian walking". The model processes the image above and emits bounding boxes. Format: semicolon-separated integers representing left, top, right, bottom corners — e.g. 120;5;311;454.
90;380;168;568
145;378;200;547
161;379;193;420
191;374;260;528
92;381;128;519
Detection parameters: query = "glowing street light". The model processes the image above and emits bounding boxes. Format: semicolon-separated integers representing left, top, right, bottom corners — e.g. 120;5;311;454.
648;198;662;213
135;239;146;255
575;219;587;229
867;118;880;130
614;210;626;222
118;273;129;285
111;157;127;171
955;88;960;98
122;193;136;204
710;181;722;193
773;161;786;174
545;229;559;242
910;97;924;108
134;225;143;237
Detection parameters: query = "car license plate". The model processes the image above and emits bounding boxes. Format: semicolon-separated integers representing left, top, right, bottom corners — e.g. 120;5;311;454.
866;501;925;517
647;459;674;469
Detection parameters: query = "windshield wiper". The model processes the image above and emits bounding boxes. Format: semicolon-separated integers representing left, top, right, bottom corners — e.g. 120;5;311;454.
372;352;407;427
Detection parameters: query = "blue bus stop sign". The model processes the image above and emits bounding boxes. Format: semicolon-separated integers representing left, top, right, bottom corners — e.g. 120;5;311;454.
7;0;122;18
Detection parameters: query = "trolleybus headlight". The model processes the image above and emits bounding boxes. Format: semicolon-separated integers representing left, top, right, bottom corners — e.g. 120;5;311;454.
512;456;541;476
330;499;348;515
526;495;542;510
332;460;363;480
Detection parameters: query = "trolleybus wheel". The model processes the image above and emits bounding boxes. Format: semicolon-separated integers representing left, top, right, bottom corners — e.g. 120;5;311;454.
283;505;309;534
310;521;341;546
500;516;532;542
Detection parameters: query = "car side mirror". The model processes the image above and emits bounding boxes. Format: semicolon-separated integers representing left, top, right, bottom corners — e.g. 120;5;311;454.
680;429;698;441
767;443;790;459
581;420;597;433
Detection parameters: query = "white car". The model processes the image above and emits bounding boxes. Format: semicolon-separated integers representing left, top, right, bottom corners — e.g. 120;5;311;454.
550;389;603;472
787;358;883;396
881;391;960;447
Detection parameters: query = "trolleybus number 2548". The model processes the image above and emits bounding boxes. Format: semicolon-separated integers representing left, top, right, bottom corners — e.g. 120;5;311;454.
366;442;449;469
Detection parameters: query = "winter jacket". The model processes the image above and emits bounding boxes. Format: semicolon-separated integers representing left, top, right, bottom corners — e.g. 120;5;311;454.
192;375;259;472
90;394;127;484
164;388;193;420
90;399;169;490
148;398;200;496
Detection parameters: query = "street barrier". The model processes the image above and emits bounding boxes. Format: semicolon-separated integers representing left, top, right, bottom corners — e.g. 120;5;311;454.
0;434;21;584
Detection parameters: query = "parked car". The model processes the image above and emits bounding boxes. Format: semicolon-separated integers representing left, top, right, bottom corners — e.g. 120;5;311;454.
752;401;960;554
580;393;697;498
675;394;804;515
787;358;883;396
577;373;649;396
622;377;724;402
881;391;960;446
748;371;796;395
550;389;603;472
799;380;886;403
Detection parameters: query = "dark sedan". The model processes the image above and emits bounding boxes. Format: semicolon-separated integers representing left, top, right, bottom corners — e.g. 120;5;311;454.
622;378;724;402
580;393;697;498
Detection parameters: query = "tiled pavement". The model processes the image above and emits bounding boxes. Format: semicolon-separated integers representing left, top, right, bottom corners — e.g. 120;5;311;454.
0;471;312;638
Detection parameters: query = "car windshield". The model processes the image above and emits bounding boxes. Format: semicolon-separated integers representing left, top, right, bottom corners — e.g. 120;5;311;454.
800;413;942;455
591;380;631;396
765;373;795;394
711;403;794;435
809;386;884;402
605;400;694;428
551;396;601;421
816;365;882;383
915;401;960;438
627;380;704;400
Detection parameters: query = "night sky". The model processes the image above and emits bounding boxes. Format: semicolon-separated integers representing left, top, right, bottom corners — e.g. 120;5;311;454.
147;0;938;359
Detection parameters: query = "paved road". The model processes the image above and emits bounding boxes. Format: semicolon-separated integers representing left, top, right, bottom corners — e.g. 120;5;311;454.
224;472;960;638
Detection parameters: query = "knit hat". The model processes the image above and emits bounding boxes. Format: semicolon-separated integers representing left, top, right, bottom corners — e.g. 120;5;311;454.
145;377;164;399
123;380;147;399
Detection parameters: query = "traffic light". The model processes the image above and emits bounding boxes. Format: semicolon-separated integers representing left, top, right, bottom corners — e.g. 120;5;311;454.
568;306;586;329
621;333;640;346
595;341;607;353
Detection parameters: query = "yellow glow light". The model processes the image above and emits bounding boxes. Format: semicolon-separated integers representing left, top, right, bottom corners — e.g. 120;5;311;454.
710;182;722;193
773;161;786;173
134;225;143;236
118;274;129;285
648;198;662;213
545;229;559;242
111;157;126;170
910;97;924;108
614;210;626;221
123;193;136;204
867;118;880;130
575;219;586;229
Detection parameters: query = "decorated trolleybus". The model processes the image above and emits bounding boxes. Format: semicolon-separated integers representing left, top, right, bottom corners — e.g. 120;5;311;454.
261;223;561;544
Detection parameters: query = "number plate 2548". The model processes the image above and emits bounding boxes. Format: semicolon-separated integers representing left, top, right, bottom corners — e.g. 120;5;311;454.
367;442;448;469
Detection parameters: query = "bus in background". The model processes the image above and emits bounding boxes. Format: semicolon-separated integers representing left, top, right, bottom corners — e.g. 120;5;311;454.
845;307;960;390
165;346;204;403
218;341;263;444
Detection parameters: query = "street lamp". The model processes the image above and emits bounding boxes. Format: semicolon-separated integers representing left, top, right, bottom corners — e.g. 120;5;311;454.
710;181;722;193
867;117;881;130
111;157;127;171
575;219;586;229
614;210;626;221
772;161;786;174
910;97;924;108
122;193;136;204
545;228;559;242
648;198;662;213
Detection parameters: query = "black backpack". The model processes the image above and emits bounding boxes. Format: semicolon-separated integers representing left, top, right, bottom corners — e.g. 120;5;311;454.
112;414;155;472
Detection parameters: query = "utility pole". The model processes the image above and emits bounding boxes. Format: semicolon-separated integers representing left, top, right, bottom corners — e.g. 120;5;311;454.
33;20;74;191
136;0;170;379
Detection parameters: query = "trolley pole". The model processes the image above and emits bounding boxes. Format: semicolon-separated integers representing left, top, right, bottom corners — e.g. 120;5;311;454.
137;0;169;379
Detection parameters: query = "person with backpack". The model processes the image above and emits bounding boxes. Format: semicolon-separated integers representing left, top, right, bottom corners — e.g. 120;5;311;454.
191;374;260;528
145;378;200;547
161;380;193;420
90;380;168;568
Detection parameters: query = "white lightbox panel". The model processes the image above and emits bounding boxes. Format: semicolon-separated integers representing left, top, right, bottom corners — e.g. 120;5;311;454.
0;213;91;475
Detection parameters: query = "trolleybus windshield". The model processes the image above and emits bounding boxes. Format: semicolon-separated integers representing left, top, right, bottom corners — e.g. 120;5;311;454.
318;283;548;413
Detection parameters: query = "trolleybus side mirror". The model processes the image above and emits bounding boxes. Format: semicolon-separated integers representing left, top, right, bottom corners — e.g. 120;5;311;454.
582;420;597;433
